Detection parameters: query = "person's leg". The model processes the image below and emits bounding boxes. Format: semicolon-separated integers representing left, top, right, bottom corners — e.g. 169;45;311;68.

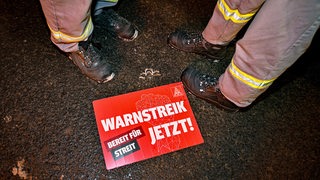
39;0;93;52
168;0;264;60
93;0;139;41
181;0;319;111
202;0;265;45
93;0;118;15
219;0;320;107
39;0;115;83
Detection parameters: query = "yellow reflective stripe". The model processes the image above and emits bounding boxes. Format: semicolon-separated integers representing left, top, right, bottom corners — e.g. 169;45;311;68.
229;59;276;89
218;0;256;23
49;16;93;43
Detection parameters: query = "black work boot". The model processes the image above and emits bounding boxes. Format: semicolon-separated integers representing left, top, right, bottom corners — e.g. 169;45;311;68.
181;67;240;112
167;30;228;60
68;39;115;83
94;8;139;41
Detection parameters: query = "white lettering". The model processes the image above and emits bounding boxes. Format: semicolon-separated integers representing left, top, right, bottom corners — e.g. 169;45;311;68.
101;117;115;132
115;116;125;129
148;117;193;145
176;101;187;113
157;106;167;118
101;101;188;132
114;142;136;157
107;134;129;149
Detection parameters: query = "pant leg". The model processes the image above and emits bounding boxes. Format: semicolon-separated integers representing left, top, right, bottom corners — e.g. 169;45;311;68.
39;0;93;52
94;0;118;15
202;0;265;45
219;0;320;107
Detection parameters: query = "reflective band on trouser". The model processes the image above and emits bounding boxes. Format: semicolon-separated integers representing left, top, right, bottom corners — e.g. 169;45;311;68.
218;0;256;23
48;16;93;43
229;59;276;89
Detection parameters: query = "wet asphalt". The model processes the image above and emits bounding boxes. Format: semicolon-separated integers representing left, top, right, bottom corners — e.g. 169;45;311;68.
1;0;320;179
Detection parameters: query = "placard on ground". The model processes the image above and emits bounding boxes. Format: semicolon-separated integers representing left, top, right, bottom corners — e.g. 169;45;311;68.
92;82;204;170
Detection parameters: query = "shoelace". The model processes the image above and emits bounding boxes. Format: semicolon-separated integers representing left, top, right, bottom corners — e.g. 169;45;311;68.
198;74;219;93
186;33;204;47
82;44;100;68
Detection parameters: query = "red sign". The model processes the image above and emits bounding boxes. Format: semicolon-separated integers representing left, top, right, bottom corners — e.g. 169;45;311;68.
92;82;204;170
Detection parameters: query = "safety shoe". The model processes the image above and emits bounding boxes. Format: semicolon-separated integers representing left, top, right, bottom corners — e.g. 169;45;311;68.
68;40;115;83
94;9;139;41
181;67;240;112
167;30;228;60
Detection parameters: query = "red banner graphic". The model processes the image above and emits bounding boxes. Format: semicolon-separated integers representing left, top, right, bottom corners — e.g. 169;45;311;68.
92;82;204;170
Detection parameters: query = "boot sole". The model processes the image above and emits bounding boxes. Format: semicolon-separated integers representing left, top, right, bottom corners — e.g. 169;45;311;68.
97;72;115;84
120;29;139;42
